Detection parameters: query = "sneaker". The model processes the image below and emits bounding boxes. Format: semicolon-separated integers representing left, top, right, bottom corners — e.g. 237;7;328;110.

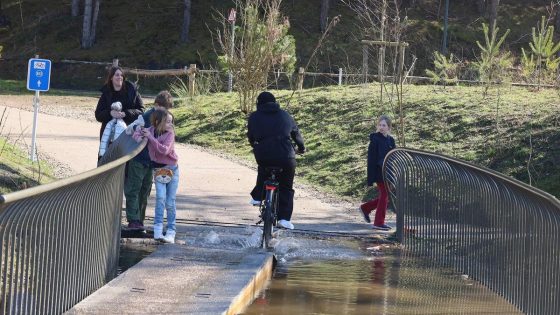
372;224;391;231
163;230;176;244
250;198;261;206
277;219;294;230
153;223;164;241
357;206;371;223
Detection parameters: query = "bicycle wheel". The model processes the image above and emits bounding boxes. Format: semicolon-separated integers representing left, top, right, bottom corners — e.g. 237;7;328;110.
262;192;274;249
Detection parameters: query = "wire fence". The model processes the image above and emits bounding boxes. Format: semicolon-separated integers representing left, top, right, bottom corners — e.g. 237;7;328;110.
384;148;560;315
0;134;145;314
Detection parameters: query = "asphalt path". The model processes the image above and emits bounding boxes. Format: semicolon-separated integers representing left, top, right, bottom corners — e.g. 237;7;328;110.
0;103;391;236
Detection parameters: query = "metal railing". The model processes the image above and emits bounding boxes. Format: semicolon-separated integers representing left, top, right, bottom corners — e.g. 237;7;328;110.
0;134;145;314
384;148;560;315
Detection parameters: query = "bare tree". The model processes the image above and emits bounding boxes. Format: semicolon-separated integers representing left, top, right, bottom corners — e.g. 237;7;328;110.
341;0;409;145
214;0;296;113
488;0;499;31
72;0;80;17
320;0;330;32
476;0;486;15
181;0;192;42
82;0;92;48
81;0;101;48
90;0;100;44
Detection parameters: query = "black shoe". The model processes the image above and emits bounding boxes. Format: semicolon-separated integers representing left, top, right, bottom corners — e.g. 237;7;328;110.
372;224;391;231
357;207;371;223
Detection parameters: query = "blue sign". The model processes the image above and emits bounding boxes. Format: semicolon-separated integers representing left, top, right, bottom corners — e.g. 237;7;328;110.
27;58;52;92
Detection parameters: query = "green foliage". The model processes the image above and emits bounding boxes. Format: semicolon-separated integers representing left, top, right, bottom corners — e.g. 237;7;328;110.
475;23;512;95
522;16;560;87
425;51;459;86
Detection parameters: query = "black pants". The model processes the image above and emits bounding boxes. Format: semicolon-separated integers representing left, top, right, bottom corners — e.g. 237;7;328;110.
250;159;296;221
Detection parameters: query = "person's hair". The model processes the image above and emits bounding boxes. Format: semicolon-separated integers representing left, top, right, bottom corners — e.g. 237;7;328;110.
151;108;170;135
378;115;392;129
105;66;127;91
154;90;173;109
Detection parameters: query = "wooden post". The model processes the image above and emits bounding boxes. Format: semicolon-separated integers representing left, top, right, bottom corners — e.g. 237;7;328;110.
112;58;119;67
362;45;368;83
297;67;304;90
338;68;343;86
398;45;406;84
188;64;197;96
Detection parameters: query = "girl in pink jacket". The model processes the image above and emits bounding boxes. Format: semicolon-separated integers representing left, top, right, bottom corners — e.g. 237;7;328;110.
133;108;179;243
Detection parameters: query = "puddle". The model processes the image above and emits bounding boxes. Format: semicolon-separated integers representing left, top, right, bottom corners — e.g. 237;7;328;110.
243;246;522;315
118;243;156;275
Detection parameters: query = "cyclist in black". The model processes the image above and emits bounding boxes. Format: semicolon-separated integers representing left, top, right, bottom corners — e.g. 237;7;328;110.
247;91;305;230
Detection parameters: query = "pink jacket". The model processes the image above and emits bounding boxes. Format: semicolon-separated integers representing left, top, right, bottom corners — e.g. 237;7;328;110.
133;126;178;166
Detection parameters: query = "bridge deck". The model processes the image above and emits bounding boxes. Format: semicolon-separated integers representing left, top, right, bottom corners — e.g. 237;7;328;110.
67;244;273;315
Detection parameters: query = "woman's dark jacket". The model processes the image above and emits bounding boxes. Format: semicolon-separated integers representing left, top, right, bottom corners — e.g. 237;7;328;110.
247;102;305;163
95;81;144;139
367;132;396;186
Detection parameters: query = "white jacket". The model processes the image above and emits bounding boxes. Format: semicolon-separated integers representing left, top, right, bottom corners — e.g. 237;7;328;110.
98;118;127;156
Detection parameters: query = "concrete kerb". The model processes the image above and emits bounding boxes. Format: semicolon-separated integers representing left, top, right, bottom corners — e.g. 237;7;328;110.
66;244;275;315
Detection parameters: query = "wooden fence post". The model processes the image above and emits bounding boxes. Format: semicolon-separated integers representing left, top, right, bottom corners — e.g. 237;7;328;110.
338;68;343;86
297;67;305;90
188;64;197;96
362;45;369;83
112;59;119;67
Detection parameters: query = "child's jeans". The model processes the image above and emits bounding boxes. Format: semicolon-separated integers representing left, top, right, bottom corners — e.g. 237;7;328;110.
360;181;388;226
154;165;179;232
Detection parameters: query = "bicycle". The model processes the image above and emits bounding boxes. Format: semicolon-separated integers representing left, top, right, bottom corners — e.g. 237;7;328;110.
256;167;282;249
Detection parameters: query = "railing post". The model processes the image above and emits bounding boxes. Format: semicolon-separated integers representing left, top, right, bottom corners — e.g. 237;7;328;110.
112;58;119;67
188;64;197;96
297;67;304;90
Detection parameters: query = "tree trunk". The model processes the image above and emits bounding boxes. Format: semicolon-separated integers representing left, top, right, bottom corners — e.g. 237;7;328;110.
476;0;485;15
81;0;92;48
488;0;499;30
90;0;100;46
181;0;192;42
72;0;80;17
320;0;329;33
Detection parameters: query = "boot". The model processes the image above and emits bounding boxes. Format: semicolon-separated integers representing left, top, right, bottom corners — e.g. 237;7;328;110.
163;229;176;244
153;223;164;241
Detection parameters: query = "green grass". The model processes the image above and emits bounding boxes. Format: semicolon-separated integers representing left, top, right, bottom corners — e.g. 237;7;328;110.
0;137;56;194
172;83;560;199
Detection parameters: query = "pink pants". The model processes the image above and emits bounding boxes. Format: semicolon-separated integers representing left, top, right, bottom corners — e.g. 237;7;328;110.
360;182;388;226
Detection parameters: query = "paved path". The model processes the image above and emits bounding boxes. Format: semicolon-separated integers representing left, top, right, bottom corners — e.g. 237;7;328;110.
0;104;393;236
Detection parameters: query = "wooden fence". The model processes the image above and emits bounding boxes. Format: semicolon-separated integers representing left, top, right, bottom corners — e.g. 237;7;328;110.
59;59;559;92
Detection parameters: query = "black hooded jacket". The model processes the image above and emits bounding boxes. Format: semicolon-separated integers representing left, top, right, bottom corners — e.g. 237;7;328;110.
95;80;144;139
367;132;396;185
247;102;305;163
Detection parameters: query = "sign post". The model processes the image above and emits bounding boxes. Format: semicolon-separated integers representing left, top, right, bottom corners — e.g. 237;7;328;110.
26;56;51;162
227;8;236;93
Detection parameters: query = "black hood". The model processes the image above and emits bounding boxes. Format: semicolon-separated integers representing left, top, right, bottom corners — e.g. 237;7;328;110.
256;101;280;113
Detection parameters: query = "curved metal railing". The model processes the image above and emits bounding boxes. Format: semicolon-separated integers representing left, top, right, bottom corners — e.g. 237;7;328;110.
384;148;560;315
0;134;146;314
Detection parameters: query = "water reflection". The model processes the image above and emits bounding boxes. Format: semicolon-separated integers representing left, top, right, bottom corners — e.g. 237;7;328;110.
244;249;521;315
117;243;156;275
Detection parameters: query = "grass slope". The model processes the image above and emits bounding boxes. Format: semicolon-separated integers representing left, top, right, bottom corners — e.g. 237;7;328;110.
172;84;560;199
0;137;56;194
